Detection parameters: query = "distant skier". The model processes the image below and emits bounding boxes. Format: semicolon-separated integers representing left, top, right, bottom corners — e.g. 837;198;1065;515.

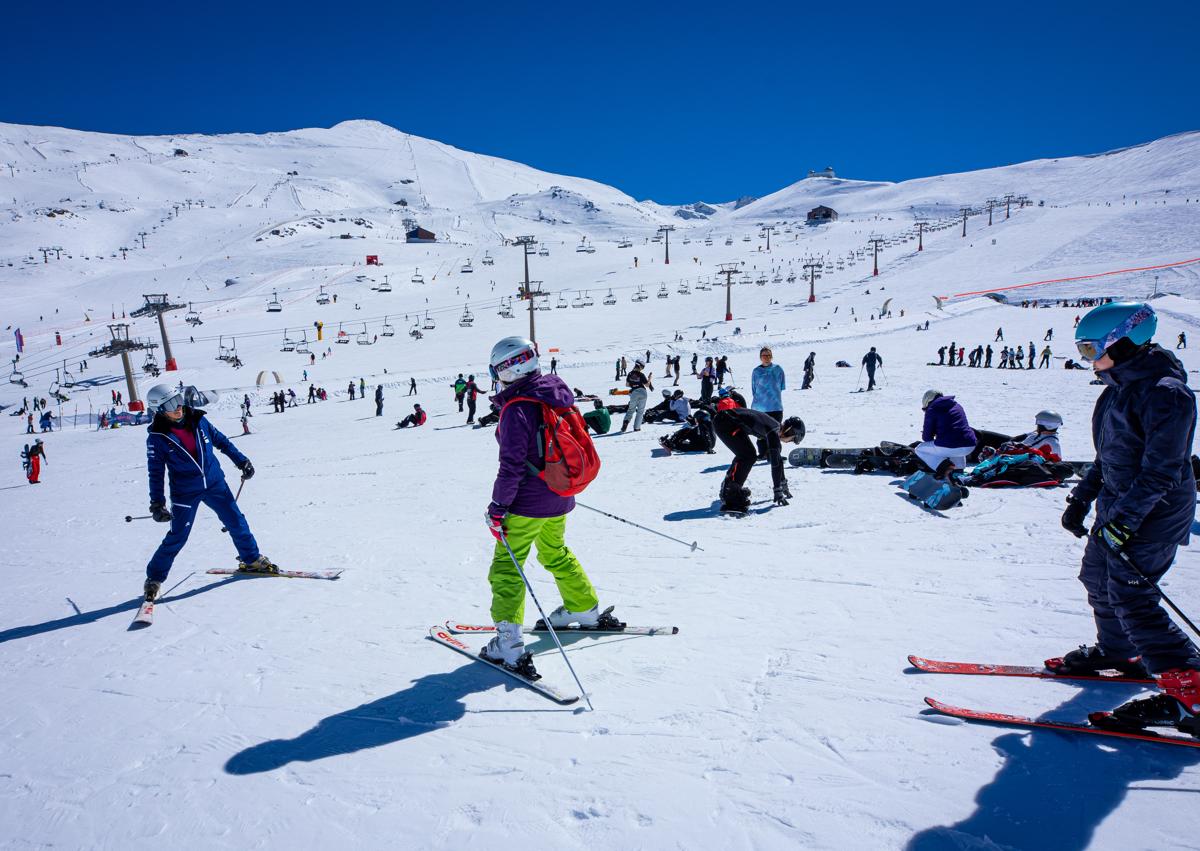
481;336;610;677
375;384;384;417
396;403;426;429
620;360;653;432
714;410;803;513
25;438;45;484
1054;302;1200;733
1044;328;1054;341
916;390;977;478
359;378;366;398
698;357;716;403
802;352;815;389
1178;332;1187;350
348;381;356;401
408;377;418;395
141;385;278;604
984;345;993;368
1039;346;1052;368
464;375;480;423
995;327;1004;341
453;374;467;412
550;356;558;375
862;347;883;390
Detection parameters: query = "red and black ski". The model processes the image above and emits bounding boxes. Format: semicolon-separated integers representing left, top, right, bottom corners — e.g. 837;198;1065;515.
908;655;1154;684
924;697;1200;749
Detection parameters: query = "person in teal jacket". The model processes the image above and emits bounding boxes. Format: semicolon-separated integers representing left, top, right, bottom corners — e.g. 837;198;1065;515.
750;347;786;455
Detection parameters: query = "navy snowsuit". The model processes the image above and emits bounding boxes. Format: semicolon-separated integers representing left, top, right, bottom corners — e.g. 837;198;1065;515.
145;408;258;581
1071;345;1199;672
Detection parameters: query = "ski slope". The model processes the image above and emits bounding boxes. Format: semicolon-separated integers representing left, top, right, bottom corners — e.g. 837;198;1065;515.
2;121;1200;849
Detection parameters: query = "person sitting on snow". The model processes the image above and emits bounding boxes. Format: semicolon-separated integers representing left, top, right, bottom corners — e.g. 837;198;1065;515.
396;403;427;429
915;390;977;478
659;408;716;454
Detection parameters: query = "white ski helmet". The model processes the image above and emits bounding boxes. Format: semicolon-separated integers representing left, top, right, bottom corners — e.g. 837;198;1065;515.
921;389;943;410
1035;409;1063;430
145;383;185;413
489;336;539;384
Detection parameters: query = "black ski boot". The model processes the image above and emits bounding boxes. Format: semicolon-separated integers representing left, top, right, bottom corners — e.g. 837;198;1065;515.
1045;644;1150;679
719;482;751;515
143;579;161;602
1104;668;1200;735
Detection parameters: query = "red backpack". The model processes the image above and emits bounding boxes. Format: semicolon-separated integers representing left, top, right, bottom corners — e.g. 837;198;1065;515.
500;397;600;496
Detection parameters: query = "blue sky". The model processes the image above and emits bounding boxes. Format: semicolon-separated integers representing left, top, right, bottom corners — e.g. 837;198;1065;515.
2;0;1196;204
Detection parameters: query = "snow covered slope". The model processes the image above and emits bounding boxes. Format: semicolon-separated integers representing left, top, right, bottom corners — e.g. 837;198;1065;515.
2;121;1200;849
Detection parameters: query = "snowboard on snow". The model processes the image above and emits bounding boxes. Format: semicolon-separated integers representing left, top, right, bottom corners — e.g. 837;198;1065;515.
901;470;967;510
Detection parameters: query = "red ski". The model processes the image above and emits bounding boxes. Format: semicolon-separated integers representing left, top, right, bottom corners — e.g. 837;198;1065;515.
908;654;1154;684
924;697;1200;749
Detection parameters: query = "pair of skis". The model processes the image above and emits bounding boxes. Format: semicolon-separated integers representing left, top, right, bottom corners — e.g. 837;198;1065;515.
912;655;1200;748
429;612;679;705
130;568;343;627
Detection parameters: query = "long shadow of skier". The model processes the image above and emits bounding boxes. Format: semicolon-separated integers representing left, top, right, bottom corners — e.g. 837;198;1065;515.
225;663;546;775
0;577;241;645
907;686;1200;851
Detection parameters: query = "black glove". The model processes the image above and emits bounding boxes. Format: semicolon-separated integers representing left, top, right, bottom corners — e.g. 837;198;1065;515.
773;485;790;506
1061;496;1089;538
1097;520;1134;554
238;460;255;480
150;502;172;523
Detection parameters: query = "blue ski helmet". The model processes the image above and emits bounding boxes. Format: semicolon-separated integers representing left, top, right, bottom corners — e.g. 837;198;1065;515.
1074;302;1156;362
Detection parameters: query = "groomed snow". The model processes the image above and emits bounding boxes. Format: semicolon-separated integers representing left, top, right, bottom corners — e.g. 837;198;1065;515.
2;122;1199;849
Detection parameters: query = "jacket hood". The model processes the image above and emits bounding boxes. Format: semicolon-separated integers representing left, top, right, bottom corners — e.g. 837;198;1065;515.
928;395;957;410
491;371;575;408
1102;344;1187;388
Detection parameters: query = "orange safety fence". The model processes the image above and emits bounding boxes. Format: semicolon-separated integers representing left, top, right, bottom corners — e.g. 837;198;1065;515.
942;256;1200;300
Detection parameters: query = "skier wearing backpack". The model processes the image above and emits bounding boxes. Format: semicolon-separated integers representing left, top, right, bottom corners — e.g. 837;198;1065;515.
481;336;611;677
1053;302;1200;733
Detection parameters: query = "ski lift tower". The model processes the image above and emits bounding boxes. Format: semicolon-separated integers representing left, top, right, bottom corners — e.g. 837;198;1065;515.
717;262;740;321
131;293;185;371
959;206;971;238
868;236;885;276
803;258;823;303
88;324;157;412
760;225;776;252
513;235;543;345
915;219;927;252
658;225;675;265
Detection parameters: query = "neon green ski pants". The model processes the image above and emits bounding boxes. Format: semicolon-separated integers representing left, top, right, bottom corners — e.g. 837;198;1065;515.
489;513;598;624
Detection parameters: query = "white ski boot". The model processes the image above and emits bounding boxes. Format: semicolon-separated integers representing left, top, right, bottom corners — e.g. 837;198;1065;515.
545;604;602;629
480;622;537;677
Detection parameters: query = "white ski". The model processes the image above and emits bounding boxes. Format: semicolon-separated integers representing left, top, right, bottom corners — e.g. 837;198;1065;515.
428;626;579;705
444;619;678;636
131;601;155;627
206;568;343;580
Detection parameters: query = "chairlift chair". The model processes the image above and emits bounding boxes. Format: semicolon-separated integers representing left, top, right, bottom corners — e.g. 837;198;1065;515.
585;243;595;254
632;287;648;303
482;252;494;266
336;322;350;344
267;290;283;312
571;292;585;309
538;245;549;257
535;294;551;311
556;293;569;309
422;312;436;330
378;278;392;293
281;331;296;353
381;316;396;337
696;277;712;291
657;284;669;299
772;273;783;283
185;303;202;326
295;333;311;355
410;324;424;339
9;359;27;387
582;290;595;307
461;259;474;273
678;281;691;295
459;305;474;327
704;237;713;246
742;235;751;242
618;238;632;249
740;273;753;285
603;289;617;305
356;323;372;345
499;301;515;319
725;236;733;246
756;274;768;286
575;241;589;254
682;236;691;244
411;269;425;285
216;337;231;362
316;286;331;305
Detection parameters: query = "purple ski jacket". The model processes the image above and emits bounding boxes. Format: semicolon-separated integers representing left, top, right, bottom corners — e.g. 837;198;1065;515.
921;395;977;448
489;371;576;518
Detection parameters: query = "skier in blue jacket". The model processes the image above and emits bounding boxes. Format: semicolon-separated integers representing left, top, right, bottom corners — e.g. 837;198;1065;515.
141;385;279;602
1052;303;1199;733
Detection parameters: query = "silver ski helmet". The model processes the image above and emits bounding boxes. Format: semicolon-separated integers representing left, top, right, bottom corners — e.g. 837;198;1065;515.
921;389;943;410
146;383;185;414
1035;410;1063;430
489;336;539;384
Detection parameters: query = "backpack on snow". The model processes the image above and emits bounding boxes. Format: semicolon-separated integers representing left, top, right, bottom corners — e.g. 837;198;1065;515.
500;397;601;496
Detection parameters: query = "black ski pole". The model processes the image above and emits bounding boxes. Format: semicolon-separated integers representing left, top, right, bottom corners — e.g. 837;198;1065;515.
1117;549;1200;642
220;479;246;533
574;500;702;551
856;363;864;391
125;514;152;522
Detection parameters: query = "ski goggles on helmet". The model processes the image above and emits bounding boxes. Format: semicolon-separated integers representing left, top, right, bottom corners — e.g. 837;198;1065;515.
153;392;186;413
1075;305;1154;362
488;348;536;381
